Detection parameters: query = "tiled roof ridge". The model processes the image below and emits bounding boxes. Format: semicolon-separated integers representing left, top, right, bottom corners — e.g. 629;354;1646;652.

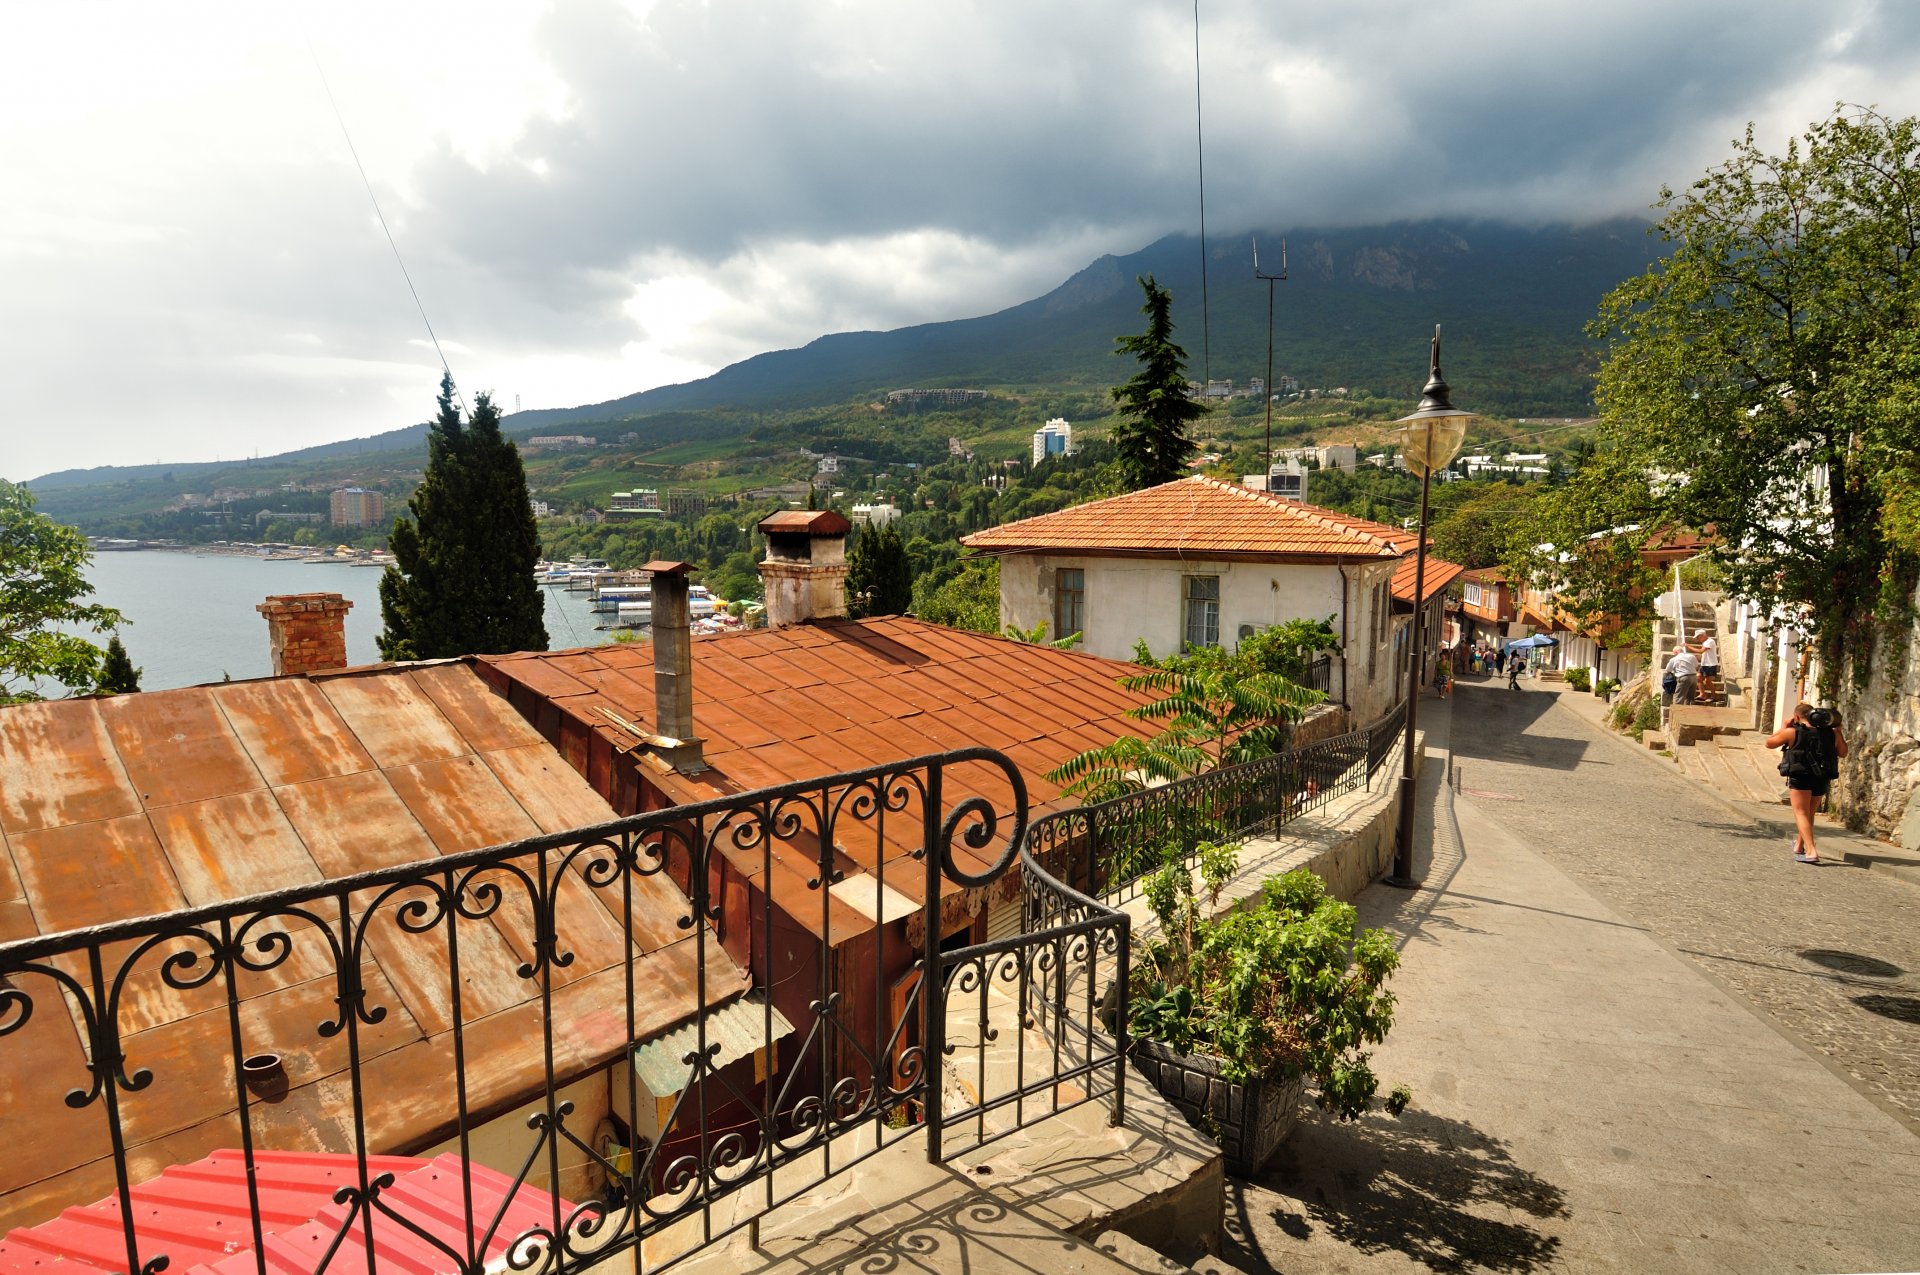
840;614;1155;671
1186;475;1401;554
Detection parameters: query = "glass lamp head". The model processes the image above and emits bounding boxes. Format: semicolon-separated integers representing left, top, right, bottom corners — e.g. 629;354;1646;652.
1394;324;1474;477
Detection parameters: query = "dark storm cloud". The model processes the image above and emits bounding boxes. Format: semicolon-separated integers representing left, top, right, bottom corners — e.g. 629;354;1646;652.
410;0;1881;291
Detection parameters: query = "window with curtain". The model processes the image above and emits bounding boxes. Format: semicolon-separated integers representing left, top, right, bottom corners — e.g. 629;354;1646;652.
1183;575;1220;651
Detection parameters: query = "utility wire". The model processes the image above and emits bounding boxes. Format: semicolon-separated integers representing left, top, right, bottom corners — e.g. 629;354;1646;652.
1192;0;1210;385
308;43;466;415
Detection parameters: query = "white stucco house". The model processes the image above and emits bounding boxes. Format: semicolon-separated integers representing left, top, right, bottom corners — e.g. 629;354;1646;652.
960;476;1463;724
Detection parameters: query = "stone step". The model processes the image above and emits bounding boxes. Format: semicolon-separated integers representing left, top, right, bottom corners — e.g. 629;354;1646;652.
1092;1232;1256;1275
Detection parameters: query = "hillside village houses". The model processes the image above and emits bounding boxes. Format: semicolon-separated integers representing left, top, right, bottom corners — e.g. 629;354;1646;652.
961;476;1463;723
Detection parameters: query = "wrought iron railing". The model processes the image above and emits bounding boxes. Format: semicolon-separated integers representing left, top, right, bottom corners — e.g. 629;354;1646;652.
0;748;1125;1275
1301;653;1335;695
1027;701;1409;905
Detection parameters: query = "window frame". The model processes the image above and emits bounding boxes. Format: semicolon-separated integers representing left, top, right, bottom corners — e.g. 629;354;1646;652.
1054;567;1085;643
1182;574;1221;652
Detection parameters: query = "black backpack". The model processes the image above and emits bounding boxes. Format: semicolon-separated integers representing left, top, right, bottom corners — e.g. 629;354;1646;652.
1784;717;1840;781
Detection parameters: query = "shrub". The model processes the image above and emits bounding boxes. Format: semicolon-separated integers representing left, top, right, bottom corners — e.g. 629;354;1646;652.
1129;867;1409;1120
1634;697;1661;733
1595;677;1620;699
1564;667;1592;693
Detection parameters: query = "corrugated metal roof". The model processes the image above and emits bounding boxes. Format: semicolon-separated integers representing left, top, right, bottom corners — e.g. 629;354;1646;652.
0;664;746;1234
479;618;1165;941
0;1149;571;1275
631;995;795;1099
960;476;1404;559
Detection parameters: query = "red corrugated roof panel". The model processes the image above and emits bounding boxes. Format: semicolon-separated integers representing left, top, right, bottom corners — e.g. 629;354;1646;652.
0;1150;575;1275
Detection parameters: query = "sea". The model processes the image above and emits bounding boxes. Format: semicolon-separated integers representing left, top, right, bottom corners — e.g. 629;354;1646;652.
66;551;613;692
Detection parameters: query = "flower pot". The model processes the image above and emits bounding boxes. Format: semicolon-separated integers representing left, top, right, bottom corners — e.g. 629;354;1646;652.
1129;1037;1306;1174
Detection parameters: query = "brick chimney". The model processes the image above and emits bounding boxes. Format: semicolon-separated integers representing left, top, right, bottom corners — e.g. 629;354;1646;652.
757;510;851;628
646;561;706;773
257;593;354;676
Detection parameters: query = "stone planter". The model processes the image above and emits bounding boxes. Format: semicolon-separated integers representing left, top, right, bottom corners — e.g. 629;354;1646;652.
1130;1037;1306;1174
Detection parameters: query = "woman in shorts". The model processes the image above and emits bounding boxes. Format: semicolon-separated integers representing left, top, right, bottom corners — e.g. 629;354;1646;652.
1764;703;1848;863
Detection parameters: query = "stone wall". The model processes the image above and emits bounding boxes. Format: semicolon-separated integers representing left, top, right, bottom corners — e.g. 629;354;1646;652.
1288;701;1351;748
1836;578;1920;848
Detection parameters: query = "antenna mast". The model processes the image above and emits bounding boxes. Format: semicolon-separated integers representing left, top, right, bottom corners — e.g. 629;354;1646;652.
1253;236;1288;476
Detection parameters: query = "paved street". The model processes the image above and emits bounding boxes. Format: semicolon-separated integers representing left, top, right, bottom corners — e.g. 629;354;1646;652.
1222;679;1920;1274
1446;676;1920;1131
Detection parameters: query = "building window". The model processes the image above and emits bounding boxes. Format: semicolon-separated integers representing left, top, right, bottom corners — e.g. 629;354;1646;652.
1055;568;1085;641
1183;575;1220;651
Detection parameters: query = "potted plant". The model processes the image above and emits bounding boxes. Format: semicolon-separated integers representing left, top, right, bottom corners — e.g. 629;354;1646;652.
1125;863;1409;1174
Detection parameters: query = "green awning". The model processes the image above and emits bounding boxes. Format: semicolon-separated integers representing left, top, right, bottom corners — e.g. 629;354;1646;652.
631;994;795;1099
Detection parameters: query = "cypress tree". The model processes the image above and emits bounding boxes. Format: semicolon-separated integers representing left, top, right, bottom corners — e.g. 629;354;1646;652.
848;523;913;618
379;374;548;660
95;634;142;695
1110;274;1208;489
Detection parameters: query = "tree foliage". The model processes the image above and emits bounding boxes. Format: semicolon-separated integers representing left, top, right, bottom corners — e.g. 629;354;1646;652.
1525;107;1920;690
95;634;142;695
1046;646;1325;800
1;480;122;703
380;375;549;660
1109;275;1208;489
911;556;1000;632
1429;484;1541;570
846;522;912;618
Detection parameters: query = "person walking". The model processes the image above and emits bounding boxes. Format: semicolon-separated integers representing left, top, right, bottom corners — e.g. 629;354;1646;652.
1693;631;1721;703
1765;703;1848;863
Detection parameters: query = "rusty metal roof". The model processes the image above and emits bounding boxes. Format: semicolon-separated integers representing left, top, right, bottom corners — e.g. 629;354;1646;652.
0;1149;572;1275
477;619;1163;940
0;664;744;1234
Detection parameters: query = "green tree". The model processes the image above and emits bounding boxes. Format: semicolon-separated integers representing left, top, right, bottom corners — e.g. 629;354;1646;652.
912;557;999;632
0;480;123;703
1430;485;1540;570
846;523;912;618
95;634;142;695
1535;106;1920;691
379;374;549;660
1046;649;1324;800
1109;275;1207;489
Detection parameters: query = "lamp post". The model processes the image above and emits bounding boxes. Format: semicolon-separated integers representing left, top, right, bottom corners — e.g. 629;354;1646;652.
1384;326;1473;889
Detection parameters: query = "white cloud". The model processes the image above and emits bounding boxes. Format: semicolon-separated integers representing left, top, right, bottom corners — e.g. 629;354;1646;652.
2;0;1916;480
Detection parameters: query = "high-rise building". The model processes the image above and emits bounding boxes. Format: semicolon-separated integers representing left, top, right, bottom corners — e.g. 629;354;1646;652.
329;487;386;527
1031;418;1073;465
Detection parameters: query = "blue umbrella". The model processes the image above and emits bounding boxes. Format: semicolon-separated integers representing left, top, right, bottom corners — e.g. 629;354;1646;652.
1506;634;1559;651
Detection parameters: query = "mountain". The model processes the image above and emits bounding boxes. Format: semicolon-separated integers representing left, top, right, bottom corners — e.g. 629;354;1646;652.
30;218;1657;491
509;217;1658;429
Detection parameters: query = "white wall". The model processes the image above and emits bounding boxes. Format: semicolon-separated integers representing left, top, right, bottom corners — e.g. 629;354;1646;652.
997;553;1400;717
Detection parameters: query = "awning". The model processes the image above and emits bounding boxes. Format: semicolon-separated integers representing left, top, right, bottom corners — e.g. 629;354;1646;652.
632;995;795;1100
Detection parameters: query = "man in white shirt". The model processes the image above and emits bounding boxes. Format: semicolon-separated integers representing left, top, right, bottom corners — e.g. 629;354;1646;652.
1664;645;1699;707
1691;631;1720;702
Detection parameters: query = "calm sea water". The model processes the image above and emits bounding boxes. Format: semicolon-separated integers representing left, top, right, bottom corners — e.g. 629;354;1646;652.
73;551;612;691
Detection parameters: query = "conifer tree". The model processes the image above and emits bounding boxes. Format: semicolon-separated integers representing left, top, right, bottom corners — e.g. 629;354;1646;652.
1110;275;1207;489
95;635;142;694
847;523;912;618
379;374;548;660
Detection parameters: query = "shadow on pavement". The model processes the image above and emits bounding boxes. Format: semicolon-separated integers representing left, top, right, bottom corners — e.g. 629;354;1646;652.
1448;683;1593;773
1229;1107;1567;1274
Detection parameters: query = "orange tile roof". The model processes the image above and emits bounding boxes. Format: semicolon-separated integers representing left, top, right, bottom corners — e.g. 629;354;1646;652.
0;665;741;1232
960;476;1404;561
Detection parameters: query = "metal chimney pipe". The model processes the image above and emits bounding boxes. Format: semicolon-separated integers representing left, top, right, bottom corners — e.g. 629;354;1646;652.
644;560;705;773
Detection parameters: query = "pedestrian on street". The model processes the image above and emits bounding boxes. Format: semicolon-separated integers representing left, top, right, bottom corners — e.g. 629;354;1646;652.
1692;631;1721;703
1495;646;1507;676
1663;644;1699;708
1765;703;1848;863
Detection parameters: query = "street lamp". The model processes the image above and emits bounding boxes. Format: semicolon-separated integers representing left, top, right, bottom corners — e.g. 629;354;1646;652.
1253;237;1287;476
1384;325;1473;889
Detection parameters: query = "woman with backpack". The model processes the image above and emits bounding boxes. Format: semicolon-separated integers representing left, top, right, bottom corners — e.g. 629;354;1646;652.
1765;702;1848;863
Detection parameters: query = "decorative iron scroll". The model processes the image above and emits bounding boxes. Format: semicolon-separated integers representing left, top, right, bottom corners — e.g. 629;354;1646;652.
0;747;1121;1275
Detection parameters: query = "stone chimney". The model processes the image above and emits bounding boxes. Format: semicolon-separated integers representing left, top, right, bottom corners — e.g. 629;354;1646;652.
646;561;705;773
757;510;851;628
257;593;354;676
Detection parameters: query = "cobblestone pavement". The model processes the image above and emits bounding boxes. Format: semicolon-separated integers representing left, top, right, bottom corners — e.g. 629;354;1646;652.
1447;675;1920;1131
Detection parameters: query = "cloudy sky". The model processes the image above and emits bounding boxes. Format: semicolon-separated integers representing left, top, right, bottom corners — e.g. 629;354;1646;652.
4;0;1916;482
